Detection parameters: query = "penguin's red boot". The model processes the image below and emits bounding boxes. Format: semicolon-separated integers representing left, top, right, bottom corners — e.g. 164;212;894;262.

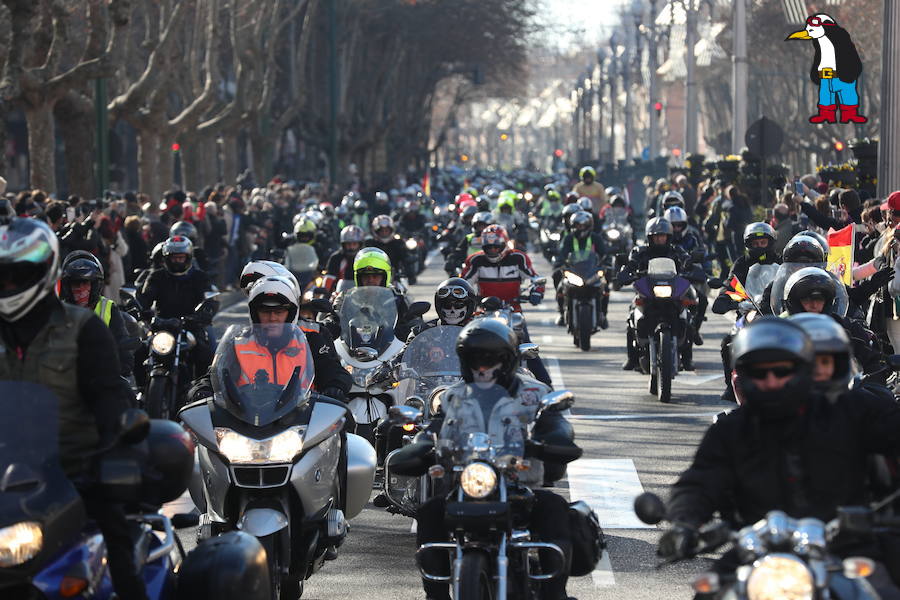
839;105;868;123
809;104;838;123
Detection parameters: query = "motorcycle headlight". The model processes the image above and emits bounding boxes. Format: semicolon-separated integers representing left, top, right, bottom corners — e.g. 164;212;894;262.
215;426;306;464
606;229;621;240
0;521;43;567
150;331;177;355
549;232;561;241
746;555;814;600
564;271;584;286
460;462;497;499
653;284;673;298
405;239;418;251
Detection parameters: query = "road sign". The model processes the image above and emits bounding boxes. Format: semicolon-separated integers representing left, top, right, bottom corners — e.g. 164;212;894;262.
744;116;784;158
641;147;650;160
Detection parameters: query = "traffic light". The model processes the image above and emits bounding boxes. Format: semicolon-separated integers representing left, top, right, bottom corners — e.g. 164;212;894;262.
833;140;845;152
553;149;564;158
500;133;509;141
460;154;469;162
654;101;662;117
672;148;682;157
171;143;181;153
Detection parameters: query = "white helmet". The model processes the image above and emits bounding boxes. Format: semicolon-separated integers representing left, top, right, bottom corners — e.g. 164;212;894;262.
239;260;299;296
0;218;60;322
663;206;688;225
248;275;300;324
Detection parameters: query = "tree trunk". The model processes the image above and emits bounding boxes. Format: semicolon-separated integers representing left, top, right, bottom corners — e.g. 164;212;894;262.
55;95;96;199
24;103;57;192
138;129;161;201
157;136;174;194
222;134;238;185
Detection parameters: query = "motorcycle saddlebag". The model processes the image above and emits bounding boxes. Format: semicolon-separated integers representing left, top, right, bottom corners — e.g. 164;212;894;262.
177;531;271;600
568;500;605;577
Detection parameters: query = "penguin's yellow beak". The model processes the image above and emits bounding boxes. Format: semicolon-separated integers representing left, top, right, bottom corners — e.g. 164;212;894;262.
786;29;812;40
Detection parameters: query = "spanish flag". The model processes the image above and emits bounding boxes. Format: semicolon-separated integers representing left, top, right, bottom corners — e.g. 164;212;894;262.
725;275;750;302
826;225;854;286
422;169;431;197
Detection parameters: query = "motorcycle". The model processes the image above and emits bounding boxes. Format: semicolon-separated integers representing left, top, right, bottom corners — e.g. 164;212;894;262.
179;323;377;599
602;208;634;290
332;286;428;445
414;385;580;600
559;251;608;351
634;491;891;599
284;242;320;291
629;257;697;403
121;287;219;420
382;325;463;517
730;263;780;333
538;217;564;262
0;382;236;600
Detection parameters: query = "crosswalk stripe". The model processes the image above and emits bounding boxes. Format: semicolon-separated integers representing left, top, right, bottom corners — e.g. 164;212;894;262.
567;412;719;420
567;458;652;529
591;551;616;587
546;356;565;389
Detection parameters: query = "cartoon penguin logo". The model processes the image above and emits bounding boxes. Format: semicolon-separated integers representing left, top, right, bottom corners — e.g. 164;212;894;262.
785;13;867;124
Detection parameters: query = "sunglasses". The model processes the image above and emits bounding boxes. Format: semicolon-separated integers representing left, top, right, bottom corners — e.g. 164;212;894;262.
890;210;900;218
744;365;796;380
805;16;834;27
437;285;469;299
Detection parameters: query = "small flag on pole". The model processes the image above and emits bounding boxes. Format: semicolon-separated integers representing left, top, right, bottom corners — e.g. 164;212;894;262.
826;224;854;285
422;169;431;197
726;275;750;302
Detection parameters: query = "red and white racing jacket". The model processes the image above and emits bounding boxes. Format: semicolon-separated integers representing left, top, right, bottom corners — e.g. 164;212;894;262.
460;249;544;303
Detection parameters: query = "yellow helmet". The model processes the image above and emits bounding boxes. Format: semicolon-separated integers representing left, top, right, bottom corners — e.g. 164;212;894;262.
353;247;392;286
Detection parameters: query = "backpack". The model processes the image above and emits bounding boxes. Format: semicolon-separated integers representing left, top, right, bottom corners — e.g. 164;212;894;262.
568;500;605;576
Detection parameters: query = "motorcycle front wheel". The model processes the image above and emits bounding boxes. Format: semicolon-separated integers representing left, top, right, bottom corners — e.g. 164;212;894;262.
659;330;674;404
145;376;172;420
260;533;302;600
577;304;592;351
458;550;493;600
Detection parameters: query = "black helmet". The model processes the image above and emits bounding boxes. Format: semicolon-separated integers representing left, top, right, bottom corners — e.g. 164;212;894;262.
472;211;494;234
570;211;593;239
353;199;367;215
645;217;673;248
169;221;198;245
460;205;478;225
435;277;476;325
456;318;519;389
784;267;837;315
140;419;195;506
162;235;193;275
743;222;776;260
732;316;814;421
609;194;628;208
782;235;825;263
788;312;855;403
561;204;582;230
60;251;105;308
476;196;491;212
795;229;830;255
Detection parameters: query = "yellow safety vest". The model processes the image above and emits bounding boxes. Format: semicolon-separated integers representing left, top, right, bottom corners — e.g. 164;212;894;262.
94;296;113;326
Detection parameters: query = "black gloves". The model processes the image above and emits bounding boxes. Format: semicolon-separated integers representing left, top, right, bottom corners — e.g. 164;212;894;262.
657;523;698;560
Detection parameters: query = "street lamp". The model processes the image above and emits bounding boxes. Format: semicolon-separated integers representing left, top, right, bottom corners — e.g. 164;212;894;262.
596;47;607;163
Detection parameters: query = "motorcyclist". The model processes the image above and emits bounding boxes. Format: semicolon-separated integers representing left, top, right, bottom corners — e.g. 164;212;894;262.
560;203;583;236
617;217;695;371
666;205;710;348
782;266;885;379
408;319;580;600
407;277;478;341
460;225;553;387
572;165;607;214
350;198;370;229
170;220;207;271
598;192;637;237
322;225;365;293
552;211;609;329
659;316;900;597
493;190;525;246
346;247;421;341
137;235;215;377
238;259;299;295
538;186;563;223
59;251;135;377
446;210;493;275
0;217;144;599
372;191;392;217
365;214;414;284
648;189;686;220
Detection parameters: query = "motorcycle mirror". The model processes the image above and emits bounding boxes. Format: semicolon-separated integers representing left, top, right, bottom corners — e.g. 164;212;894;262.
388;405;422;425
119;287;137;303
518;343;540;360
634;492;667;525
480;296;503;311
406;396;425;412
539;390;574;413
119;408;151;445
204;290;220;300
353;347;379;362
707;277;724;289
887;354;900;371
406;301;431;320
303;298;333;314
532;276;547;286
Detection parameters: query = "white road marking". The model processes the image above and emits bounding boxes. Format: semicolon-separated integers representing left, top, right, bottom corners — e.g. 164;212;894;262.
546;356;565;389
677;373;724;386
541;335;554;344
424;249;440;267
410;519;417;534
591;551;616;587
540;317;556;327
566;412;719;421
567;458;652;529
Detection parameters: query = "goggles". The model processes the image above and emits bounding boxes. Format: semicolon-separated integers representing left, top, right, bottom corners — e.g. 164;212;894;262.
437;285;470;299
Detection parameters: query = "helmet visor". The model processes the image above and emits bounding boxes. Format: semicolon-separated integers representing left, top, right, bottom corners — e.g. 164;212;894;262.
0;262;49;298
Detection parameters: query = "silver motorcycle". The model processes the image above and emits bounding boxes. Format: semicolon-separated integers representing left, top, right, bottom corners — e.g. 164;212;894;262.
179;323;376;600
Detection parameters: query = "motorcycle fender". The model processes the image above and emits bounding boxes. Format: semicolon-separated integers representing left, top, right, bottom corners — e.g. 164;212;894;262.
344;433;376;519
179;403;216;449
237;508;289;537
654;322;671;336
291;435;341;518
188;449;207;514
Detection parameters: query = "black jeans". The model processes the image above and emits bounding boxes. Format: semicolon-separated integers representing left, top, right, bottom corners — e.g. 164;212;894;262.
416;489;572;600
83;491;148;600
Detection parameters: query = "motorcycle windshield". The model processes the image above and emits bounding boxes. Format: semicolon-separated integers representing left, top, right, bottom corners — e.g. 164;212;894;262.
566;251;601;275
648;257;678;278
604;207;629;227
285;244;319;273
402;326;462;378
744;263;780;303
768;261;849;316
339;287;399;354
437;383;529;465
212;324;315;427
